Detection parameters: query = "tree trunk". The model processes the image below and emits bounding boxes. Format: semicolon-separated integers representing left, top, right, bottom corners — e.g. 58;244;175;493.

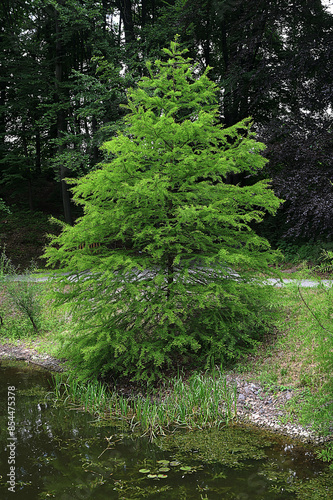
27;178;34;212
91;115;99;166
141;0;147;27
22;129;34;212
35;129;41;175
116;0;134;44
61;165;73;226
0;73;6;155
55;0;73;225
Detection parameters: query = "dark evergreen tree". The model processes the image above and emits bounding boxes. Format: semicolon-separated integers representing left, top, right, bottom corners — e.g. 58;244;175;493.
0;0;50;209
0;0;125;219
175;0;333;240
1;0;332;241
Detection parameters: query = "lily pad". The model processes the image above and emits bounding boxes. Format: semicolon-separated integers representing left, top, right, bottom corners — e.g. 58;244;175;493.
158;467;170;473
157;459;170;465
139;469;150;474
157;474;168;478
169;461;181;467
180;466;193;472
147;474;158;479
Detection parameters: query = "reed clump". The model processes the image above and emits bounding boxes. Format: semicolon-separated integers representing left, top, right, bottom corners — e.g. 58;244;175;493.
50;369;237;439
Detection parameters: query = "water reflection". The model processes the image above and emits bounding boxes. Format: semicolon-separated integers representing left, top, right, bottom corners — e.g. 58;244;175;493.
0;360;331;500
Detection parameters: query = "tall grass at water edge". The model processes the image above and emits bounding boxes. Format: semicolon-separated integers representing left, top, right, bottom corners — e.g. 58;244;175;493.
50;369;237;439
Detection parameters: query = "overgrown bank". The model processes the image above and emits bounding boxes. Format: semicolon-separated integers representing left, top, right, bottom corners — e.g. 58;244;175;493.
0;279;332;451
0;240;332;462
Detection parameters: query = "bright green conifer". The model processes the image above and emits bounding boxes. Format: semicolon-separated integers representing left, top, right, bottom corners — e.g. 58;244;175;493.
45;40;281;381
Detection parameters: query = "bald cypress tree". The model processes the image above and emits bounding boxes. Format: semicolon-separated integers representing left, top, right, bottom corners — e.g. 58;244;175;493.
45;40;281;382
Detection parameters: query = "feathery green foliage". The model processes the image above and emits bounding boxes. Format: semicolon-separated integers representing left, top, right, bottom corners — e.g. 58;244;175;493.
45;40;281;381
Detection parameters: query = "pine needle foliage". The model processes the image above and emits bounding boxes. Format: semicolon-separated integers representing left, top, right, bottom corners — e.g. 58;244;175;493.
45;40;281;382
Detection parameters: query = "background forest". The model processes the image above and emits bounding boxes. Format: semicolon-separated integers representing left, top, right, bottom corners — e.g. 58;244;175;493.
0;0;333;266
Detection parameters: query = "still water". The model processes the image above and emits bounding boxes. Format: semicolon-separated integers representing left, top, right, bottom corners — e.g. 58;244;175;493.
0;361;332;500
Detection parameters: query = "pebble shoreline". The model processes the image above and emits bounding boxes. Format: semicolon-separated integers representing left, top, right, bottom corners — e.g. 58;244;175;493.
0;341;331;446
226;375;331;445
0;342;65;372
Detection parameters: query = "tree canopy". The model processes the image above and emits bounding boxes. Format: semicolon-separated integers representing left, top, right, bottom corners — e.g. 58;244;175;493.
0;0;332;240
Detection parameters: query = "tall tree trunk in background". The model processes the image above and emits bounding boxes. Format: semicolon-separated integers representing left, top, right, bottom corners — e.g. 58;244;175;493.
116;0;134;44
91;115;100;166
55;0;73;225
141;0;147;27
27;178;34;212
0;79;5;157
0;31;6;160
35;129;41;175
22;128;34;212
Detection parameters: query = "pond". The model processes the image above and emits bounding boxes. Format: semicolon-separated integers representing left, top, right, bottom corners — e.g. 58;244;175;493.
0;360;332;500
